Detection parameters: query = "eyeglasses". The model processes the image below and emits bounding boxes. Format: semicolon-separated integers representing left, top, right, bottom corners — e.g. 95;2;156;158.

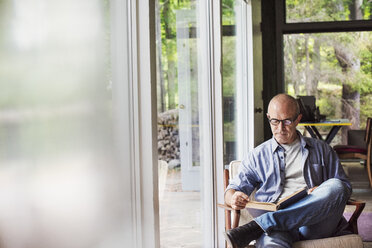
267;116;298;126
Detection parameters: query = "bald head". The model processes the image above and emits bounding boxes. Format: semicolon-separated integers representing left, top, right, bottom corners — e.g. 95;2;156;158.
268;94;300;118
267;94;302;144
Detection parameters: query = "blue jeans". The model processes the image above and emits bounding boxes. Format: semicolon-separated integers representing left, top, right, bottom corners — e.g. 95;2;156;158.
254;178;352;248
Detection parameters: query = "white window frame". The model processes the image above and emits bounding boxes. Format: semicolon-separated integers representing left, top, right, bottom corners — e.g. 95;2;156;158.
197;0;224;247
111;0;159;247
236;0;255;159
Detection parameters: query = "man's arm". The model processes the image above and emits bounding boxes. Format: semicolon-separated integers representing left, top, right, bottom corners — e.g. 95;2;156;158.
225;189;249;210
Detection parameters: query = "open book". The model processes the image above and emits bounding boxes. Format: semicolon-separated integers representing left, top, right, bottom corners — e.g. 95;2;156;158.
245;187;308;211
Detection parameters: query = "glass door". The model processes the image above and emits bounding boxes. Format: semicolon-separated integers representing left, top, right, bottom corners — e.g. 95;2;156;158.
156;0;254;247
222;0;255;164
156;1;219;247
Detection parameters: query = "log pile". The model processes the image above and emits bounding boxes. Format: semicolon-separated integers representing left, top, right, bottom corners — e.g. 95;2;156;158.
158;109;180;163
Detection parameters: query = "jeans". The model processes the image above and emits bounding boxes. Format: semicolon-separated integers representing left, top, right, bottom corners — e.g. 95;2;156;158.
254;178;352;248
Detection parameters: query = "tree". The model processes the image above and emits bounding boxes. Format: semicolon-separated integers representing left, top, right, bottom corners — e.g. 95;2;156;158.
285;0;372;144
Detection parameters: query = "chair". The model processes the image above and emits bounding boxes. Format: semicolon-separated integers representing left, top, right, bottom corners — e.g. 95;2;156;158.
218;160;366;248
333;117;372;187
158;160;168;199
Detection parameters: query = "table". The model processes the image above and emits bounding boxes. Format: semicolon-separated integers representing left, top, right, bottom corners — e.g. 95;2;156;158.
298;119;352;144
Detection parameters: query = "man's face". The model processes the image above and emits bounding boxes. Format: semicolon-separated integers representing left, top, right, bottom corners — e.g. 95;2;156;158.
267;101;301;145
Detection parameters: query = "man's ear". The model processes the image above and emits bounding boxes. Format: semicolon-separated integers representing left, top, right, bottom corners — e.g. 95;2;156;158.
297;114;302;123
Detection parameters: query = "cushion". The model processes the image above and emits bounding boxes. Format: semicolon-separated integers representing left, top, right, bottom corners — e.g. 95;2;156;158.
292;234;363;248
347;130;367;148
333;145;367;154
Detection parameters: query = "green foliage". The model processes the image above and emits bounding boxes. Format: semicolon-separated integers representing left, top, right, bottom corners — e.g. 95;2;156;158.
286;0;351;22
361;0;372;19
222;0;235;25
317;83;342;118
287;0;371;22
360;42;372;74
158;0;195;111
158;0;238;111
284;1;372;128
349;71;372;94
223;120;236;142
222;36;236;97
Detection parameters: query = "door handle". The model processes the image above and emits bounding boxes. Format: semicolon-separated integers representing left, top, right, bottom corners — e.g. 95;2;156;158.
254;107;263;113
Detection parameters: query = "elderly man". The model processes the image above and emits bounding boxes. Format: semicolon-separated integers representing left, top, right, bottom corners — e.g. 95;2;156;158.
224;94;351;248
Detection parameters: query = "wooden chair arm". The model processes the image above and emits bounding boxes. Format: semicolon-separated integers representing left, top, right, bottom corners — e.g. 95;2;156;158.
217;203;234;211
346;199;365;234
218;203;241;230
223;168;229;190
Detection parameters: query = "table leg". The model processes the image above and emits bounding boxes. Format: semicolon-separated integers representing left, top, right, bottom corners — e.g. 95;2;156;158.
305;126;323;140
311;126;323;140
304;126;316;139
303;125;343;144
325;126;341;144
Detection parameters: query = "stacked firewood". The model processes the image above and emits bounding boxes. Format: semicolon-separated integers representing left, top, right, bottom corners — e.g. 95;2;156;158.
158;109;180;163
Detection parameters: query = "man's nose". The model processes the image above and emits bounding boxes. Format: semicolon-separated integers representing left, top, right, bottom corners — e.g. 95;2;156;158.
278;121;285;130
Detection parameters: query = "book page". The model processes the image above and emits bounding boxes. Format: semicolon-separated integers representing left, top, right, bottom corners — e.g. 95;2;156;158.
245;187;308;211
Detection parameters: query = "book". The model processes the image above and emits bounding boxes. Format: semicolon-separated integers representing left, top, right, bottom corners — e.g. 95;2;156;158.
245;187;308;211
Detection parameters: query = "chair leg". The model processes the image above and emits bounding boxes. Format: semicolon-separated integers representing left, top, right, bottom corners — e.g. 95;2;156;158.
367;143;372;187
232;210;240;229
346;199;366;234
225;209;231;230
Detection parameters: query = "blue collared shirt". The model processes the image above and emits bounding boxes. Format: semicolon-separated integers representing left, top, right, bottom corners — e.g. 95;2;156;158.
226;132;351;203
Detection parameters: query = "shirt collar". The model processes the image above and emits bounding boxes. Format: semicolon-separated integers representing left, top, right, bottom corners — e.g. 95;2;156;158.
270;130;311;153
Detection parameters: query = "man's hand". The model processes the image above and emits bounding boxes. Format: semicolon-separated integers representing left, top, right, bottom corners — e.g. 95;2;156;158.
230;191;249;210
308;186;318;194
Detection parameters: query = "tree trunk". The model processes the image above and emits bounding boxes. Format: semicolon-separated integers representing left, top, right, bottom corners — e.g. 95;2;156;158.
156;0;166;112
305;36;313;96
285;35;300;96
305;35;319;97
162;0;176;110
311;38;320;99
334;44;361;144
349;0;364;20
167;45;176;109
342;84;360;143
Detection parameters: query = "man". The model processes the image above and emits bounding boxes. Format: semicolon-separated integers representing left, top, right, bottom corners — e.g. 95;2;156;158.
224;94;351;248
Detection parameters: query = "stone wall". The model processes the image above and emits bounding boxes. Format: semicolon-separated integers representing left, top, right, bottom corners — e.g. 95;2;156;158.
158;109;180;166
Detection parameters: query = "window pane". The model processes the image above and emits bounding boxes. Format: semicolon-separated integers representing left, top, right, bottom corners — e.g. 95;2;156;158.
222;0;251;164
286;0;372;23
156;0;251;245
284;32;372;145
156;1;203;247
0;1;127;247
222;2;237;165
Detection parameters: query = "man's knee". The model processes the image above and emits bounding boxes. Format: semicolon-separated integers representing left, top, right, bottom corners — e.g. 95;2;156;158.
319;178;351;198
